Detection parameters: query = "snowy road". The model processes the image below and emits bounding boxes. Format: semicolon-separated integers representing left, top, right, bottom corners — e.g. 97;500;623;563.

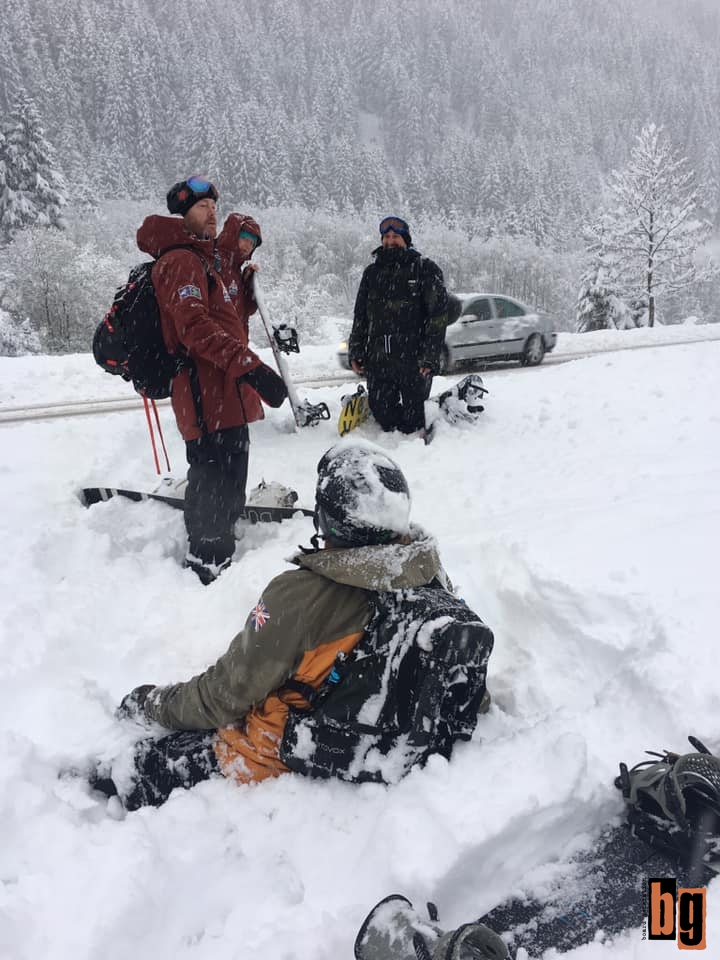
2;324;719;423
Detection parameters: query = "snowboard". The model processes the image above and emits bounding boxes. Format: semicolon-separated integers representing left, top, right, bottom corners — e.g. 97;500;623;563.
252;275;330;428
338;383;371;436
81;477;314;523
358;820;717;959
476;819;717;957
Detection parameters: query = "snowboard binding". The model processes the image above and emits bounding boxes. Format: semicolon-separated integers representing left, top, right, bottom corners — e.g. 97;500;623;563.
273;323;300;354
296;397;331;427
354;894;510;960
436;374;489;424
246;480;299;509
616;735;720;876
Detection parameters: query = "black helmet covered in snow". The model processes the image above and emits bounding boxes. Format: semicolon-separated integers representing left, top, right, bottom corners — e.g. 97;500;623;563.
315;442;411;548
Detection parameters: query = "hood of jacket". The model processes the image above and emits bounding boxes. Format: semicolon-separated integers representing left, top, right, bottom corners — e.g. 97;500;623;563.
136;214;216;261
292;525;448;592
217;213;263;270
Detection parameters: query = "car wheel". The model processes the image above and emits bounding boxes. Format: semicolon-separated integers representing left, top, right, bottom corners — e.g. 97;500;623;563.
521;334;545;366
438;346;452;374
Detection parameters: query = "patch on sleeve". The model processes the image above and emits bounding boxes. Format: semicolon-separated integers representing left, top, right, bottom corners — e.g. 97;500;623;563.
178;284;202;300
250;599;271;631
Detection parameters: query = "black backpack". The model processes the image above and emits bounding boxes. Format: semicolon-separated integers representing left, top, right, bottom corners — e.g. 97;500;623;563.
92;247;213;399
279;583;494;784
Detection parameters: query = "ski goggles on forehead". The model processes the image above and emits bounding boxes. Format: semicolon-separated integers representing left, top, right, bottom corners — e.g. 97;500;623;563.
238;229;259;247
379;216;409;235
186;175;218;199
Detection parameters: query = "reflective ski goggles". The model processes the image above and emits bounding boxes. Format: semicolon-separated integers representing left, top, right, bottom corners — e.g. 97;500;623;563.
186;175;218;200
379;216;410;236
238;229;259;248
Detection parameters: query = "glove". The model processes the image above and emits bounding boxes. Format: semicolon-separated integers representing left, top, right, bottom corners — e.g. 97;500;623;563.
238;362;288;407
116;684;157;721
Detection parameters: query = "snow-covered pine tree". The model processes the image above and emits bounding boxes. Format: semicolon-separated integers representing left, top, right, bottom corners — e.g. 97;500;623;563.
576;215;630;331
0;95;67;244
602;124;713;326
575;265;629;332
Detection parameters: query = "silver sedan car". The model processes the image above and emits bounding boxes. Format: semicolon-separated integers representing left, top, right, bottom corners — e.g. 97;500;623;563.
337;292;556;373
440;292;557;372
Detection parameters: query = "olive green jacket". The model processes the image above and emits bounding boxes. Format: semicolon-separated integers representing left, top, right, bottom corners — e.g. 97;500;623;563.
145;528;447;730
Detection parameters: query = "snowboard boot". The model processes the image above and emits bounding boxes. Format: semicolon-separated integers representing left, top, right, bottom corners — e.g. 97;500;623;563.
87;763;120;801
354;894;510;960
184;555;232;585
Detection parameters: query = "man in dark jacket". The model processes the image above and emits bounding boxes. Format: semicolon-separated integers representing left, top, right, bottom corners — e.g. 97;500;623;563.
137;178;286;584
88;442;491;811
349;216;449;434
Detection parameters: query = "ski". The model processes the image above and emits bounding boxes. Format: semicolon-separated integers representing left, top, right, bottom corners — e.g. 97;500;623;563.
81;481;314;523
338;383;371;436
252;275;330;429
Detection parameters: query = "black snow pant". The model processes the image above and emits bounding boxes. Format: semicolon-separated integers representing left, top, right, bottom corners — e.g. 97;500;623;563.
184;425;250;567
367;367;430;433
91;731;222;811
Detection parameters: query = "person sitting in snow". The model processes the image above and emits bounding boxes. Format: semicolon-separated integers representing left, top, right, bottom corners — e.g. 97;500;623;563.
89;441;494;811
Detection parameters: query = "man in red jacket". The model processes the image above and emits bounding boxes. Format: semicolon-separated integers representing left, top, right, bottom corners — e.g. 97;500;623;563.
136;177;286;584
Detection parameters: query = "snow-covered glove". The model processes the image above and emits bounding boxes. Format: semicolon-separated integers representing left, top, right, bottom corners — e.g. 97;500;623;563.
116;684;157;721
237;363;288;407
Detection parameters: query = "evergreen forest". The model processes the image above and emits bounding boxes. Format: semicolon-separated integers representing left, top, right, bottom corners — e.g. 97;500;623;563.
1;0;719;352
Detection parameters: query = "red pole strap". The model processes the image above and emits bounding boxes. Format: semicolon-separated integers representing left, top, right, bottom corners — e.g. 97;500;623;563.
150;398;171;473
142;394;162;475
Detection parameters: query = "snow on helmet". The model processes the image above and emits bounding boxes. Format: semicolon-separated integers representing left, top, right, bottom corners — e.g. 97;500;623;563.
315;442;411;548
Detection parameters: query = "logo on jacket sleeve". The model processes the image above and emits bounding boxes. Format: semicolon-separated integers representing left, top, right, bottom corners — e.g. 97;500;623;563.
178;284;202;300
228;280;238;297
250;599;271;631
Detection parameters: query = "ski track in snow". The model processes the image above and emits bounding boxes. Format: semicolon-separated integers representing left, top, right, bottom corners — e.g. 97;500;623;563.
1;335;719;959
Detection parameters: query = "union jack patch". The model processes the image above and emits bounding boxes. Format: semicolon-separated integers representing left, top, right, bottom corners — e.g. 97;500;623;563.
250;599;271;631
178;284;201;300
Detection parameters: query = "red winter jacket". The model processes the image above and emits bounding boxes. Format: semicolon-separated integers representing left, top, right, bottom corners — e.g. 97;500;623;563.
216;213;263;314
136;215;264;441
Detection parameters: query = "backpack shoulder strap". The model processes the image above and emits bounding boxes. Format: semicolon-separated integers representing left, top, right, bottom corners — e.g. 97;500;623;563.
155;244;216;288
